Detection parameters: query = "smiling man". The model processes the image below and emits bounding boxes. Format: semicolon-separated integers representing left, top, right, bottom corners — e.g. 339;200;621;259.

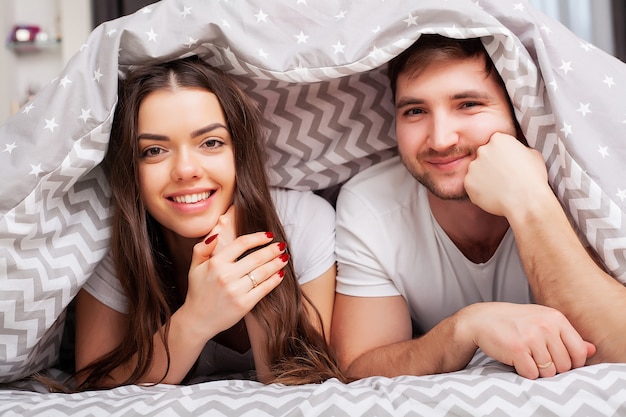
330;34;626;381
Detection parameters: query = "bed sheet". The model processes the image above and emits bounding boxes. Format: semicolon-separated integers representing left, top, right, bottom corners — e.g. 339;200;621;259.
2;354;626;416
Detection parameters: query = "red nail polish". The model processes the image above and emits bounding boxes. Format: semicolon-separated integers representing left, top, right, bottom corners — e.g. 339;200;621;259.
278;270;285;278
205;234;218;244
277;242;286;251
279;253;290;262
265;232;274;239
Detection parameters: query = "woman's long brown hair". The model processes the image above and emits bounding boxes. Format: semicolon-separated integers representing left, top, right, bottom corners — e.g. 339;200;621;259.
73;56;346;390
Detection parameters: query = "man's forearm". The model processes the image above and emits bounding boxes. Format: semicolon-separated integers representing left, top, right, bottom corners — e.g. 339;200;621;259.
508;192;626;363
345;316;476;379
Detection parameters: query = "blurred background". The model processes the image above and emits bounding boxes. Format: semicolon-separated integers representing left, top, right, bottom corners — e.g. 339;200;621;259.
0;0;624;123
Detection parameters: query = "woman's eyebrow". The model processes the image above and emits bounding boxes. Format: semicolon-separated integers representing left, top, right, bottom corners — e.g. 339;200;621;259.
136;123;228;141
190;123;228;138
136;133;168;141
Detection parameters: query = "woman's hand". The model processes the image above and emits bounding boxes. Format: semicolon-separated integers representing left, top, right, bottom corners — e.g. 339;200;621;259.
179;230;289;342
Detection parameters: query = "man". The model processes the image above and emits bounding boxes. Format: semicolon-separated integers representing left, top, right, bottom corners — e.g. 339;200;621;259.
332;34;626;381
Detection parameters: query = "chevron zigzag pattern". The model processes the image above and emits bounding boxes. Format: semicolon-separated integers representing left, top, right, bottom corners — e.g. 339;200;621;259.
1;360;626;416
0;128;112;381
1;0;626;401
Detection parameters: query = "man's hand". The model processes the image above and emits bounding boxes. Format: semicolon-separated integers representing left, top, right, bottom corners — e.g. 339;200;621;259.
456;302;595;379
465;133;551;218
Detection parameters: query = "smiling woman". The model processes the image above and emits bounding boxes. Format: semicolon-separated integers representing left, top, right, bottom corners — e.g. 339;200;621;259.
136;89;236;241
66;57;346;391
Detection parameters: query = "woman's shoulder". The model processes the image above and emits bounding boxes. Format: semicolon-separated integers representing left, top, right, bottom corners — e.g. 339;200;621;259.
270;187;334;224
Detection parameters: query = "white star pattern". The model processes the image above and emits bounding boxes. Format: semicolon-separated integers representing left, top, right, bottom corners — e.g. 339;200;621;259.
540;24;552;34
258;49;268;58
141;7;152;14
221;19;231;29
332;41;346;54
603;75;615;88
372;25;381;33
576;103;591;117
579;41;593;52
295;31;308;44
29;164;43;177
3;142;17;154
255;9;268;22
370;46;384;59
93;68;103;82
335;10;347;21
560;122;572;138
184;36;198;48
22;103;35;114
79;108;92;123
548;80;559;91
598;145;610;158
513;3;525;11
559;60;573;75
617;189;626;202
180;6;192;18
447;25;463;38
404;13;418;27
106;29;117;38
146;28;158;42
296;0;307;4
44;117;59;133
59;75;72;88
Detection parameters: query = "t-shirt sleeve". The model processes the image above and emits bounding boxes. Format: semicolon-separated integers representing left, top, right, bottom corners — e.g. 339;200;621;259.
335;186;401;297
82;251;129;314
273;188;336;286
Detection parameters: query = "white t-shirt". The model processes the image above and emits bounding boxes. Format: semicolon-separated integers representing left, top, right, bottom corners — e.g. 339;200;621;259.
83;187;335;378
335;156;533;333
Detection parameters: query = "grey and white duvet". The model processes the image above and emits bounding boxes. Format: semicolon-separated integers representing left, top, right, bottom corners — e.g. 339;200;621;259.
1;0;626;415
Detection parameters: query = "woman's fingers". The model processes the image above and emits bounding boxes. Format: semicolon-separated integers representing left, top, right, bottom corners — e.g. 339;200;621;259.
240;251;290;293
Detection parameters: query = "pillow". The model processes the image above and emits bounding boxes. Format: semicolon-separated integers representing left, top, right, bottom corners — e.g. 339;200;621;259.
1;0;625;382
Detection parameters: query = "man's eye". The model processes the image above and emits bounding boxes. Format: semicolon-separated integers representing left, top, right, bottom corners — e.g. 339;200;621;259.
406;108;425;116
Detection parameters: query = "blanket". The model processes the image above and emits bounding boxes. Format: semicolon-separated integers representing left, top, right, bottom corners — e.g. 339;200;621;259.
1;1;625;414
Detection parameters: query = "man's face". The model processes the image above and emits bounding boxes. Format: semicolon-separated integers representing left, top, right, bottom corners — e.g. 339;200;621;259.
394;55;517;200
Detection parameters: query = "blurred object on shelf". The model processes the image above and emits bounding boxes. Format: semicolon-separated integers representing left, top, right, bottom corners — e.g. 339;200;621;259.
9;24;41;42
6;24;59;53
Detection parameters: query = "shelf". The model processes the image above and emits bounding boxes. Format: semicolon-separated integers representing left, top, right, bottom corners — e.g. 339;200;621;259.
6;39;61;54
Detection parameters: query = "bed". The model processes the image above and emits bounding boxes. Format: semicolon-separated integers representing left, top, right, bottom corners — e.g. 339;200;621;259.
1;0;626;415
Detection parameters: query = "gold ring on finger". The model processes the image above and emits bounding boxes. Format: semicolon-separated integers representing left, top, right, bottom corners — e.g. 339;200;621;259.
536;360;553;369
247;273;258;289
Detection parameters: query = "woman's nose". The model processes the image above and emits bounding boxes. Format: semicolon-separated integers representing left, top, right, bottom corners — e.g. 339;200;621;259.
171;150;201;181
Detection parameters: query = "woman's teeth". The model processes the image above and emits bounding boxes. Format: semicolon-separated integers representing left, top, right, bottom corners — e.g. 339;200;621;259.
172;192;210;204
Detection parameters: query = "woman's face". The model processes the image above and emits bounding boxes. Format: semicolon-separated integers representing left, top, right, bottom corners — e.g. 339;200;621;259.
136;87;236;241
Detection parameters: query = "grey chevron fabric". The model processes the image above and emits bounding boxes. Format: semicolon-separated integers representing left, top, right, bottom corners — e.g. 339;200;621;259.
1;358;626;416
1;0;626;404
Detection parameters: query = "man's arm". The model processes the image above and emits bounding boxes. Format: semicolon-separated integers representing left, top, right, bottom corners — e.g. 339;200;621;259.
466;133;626;363
330;294;476;378
331;294;593;379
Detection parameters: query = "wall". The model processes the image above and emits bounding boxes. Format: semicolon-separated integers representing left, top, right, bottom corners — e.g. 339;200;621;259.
0;0;92;123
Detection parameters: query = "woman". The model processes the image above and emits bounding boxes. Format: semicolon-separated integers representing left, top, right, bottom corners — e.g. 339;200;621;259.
72;56;344;390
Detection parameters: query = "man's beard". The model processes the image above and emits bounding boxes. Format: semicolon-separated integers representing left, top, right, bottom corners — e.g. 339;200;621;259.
400;147;475;201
